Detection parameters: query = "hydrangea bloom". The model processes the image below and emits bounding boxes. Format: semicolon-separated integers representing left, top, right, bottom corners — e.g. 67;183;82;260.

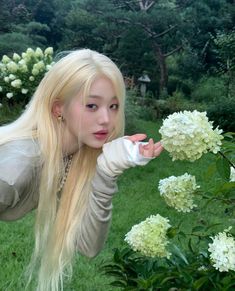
11;79;22;88
6;92;13;99
159;110;223;161
208;230;235;272
158;173;199;212
13;53;21;62
124;214;171;258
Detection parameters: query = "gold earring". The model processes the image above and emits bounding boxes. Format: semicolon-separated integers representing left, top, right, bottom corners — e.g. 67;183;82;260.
58;115;63;121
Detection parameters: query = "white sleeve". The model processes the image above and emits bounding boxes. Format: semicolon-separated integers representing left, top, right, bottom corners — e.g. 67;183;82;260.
97;137;153;177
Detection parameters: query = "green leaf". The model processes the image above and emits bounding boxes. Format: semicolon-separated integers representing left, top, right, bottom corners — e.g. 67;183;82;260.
160;276;177;285
167;227;178;238
188;238;195;254
171;244;189;265
193;276;208;289
205;223;222;232
216;156;231;180
204;163;217;181
178;231;186;238
110;280;127;287
192;226;205;233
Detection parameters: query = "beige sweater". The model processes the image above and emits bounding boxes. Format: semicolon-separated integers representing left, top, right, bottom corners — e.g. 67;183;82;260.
0;139;118;257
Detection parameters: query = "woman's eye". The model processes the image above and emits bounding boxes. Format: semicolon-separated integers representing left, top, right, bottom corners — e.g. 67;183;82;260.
110;104;119;110
86;104;98;110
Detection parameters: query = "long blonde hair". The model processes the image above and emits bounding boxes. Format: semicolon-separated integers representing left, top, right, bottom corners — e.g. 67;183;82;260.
0;49;126;290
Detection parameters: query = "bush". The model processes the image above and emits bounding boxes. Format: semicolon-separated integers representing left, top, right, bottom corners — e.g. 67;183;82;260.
0;47;54;104
207;97;235;132
125;90;159;133
191;76;227;102
125;90;208;122
101;128;235;290
167;75;193;97
125;90;143;134
0;102;23;126
0;32;35;56
154;92;207;119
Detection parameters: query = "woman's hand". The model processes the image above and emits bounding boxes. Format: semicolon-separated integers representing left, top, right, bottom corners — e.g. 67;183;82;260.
97;134;164;177
126;133;164;158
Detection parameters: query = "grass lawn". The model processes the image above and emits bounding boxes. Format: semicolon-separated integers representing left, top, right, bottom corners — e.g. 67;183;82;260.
0;119;231;290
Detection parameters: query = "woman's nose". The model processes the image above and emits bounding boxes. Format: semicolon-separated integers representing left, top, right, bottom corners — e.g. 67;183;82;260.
98;108;110;124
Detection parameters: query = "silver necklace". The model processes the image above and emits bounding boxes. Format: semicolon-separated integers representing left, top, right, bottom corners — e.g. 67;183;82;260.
58;154;73;193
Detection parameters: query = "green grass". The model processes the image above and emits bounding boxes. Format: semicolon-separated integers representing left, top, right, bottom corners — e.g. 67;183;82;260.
0;119;231;290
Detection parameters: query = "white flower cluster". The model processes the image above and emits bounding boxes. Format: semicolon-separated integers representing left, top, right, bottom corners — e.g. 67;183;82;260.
124;214;171;258
159;110;223;161
230;167;235;182
0;47;54;102
158;173;199;212
208;229;235;272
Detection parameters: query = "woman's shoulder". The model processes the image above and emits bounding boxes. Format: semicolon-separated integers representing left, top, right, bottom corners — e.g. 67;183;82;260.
0;138;40;157
0;138;41;185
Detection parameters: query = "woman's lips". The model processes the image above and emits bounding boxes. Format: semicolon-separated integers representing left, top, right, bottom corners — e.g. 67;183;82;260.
93;131;108;140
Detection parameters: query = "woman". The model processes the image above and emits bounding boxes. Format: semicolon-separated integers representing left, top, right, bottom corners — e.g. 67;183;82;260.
0;49;163;290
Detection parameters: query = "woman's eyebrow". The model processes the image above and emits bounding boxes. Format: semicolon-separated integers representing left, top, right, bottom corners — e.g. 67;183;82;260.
88;95;118;100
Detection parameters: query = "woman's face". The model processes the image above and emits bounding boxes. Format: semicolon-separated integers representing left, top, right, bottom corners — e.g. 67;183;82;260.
62;76;120;149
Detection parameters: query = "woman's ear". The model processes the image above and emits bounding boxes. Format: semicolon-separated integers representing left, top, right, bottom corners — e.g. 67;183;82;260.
52;99;64;118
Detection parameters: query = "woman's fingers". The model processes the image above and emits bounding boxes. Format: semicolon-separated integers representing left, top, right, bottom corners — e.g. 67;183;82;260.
126;133;147;143
154;143;164;157
127;134;164;158
139;138;162;157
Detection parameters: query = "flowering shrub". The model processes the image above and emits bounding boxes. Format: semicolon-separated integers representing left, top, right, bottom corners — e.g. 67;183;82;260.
102;118;235;290
0;47;54;104
158;173;200;212
124;214;171;258
159;110;223;161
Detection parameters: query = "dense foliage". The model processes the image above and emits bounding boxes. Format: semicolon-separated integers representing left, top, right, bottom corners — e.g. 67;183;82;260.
0;1;234;132
0;0;235;99
101;130;235;290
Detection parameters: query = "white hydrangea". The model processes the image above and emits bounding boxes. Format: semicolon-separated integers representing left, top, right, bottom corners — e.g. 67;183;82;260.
6;92;13;99
11;79;22;88
32;68;39;76
0;103;2;108
19;64;28;73
159;110;223;161
158;173;199;212
26;48;34;56
230;167;235;182
13;53;21;62
6;61;18;73
9;74;16;80
35;47;43;58
2;55;11;64
18;59;26;66
46;64;53;71
21;88;28;94
208;230;235;272
124;214;171;258
0;47;55;102
44;47;53;55
33;61;45;71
